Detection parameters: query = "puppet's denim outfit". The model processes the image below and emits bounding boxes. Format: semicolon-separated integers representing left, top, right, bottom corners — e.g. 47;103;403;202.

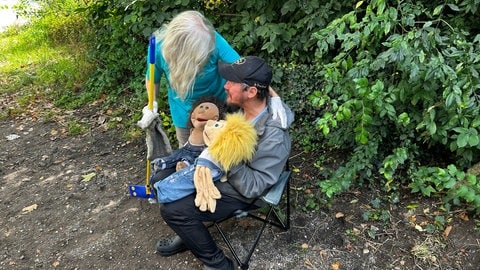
154;158;223;203
151;141;204;173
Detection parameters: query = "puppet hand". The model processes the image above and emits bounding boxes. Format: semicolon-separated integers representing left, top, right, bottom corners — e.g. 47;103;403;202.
270;97;287;128
175;160;188;171
194;166;221;213
137;102;158;129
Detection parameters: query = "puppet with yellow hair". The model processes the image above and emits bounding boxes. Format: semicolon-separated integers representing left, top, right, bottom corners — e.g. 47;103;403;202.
194;113;258;213
153;113;257;211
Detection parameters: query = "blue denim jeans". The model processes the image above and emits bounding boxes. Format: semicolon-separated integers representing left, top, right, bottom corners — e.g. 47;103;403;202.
154;158;223;203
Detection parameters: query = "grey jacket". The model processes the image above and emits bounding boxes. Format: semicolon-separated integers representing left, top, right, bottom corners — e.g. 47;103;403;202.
215;99;294;203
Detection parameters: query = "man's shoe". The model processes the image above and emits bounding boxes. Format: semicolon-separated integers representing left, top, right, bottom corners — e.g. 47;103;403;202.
155;235;188;256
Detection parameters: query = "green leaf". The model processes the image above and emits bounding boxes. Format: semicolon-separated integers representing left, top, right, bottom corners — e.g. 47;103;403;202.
457;132;468;148
457;185;469;197
444;178;456;189
445;92;456;108
421;185;436;197
466;174;477;185
465;189;476;202
398;112;410;126
327;34;336;46
433;5;443;16
447;4;460;11
356;130;369;144
343;107;352;119
322;125;330;136
355;0;364;9
468;133;479;147
427;122;437;135
281;0;297;15
354;77;369;88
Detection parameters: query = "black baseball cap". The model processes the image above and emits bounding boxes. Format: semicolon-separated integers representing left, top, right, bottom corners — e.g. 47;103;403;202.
218;56;272;88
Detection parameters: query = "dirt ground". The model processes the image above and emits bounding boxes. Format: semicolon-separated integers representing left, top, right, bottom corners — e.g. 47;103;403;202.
1;103;479;270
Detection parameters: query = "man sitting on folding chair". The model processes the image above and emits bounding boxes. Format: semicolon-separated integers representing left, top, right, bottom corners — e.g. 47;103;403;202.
156;56;294;270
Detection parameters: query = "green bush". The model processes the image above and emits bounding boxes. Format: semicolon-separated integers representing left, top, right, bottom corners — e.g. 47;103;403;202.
311;0;480;212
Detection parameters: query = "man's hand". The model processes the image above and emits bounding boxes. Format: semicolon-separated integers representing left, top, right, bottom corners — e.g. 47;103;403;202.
270;97;287;128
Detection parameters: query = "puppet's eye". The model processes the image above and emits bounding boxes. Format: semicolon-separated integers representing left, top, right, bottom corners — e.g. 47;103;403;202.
214;123;220;127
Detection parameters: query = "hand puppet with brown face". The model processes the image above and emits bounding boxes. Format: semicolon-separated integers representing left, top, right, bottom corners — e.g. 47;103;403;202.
174;97;225;171
150;96;225;179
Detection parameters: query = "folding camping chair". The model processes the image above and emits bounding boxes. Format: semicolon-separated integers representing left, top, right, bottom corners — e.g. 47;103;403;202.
213;163;291;270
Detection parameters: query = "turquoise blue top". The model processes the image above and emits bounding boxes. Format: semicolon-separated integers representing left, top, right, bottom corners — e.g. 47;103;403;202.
146;32;240;128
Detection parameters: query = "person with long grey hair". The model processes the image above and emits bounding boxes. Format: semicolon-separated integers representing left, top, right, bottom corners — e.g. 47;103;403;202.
142;10;288;148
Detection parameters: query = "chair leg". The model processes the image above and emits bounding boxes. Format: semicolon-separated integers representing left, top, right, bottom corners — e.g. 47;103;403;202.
214;205;275;270
213;171;291;269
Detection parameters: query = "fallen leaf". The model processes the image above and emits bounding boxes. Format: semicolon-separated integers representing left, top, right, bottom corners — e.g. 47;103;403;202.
414;224;424;232
409;215;417;223
52;261;60;267
459;212;469;221
345;215;354;222
301;243;309;250
97;115;106;125
331;261;341;270
335;212;345;218
442;225;452;240
319;249;327;258
82;173;96;182
22;204;38;213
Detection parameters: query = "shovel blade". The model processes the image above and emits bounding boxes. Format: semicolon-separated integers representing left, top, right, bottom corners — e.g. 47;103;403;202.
128;184;155;199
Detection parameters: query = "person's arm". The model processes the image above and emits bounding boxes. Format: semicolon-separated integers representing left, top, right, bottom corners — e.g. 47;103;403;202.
269;86;280;97
269;86;288;128
215;32;240;62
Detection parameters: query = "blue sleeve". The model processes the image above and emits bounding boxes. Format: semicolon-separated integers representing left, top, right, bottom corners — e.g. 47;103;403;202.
215;32;240;63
